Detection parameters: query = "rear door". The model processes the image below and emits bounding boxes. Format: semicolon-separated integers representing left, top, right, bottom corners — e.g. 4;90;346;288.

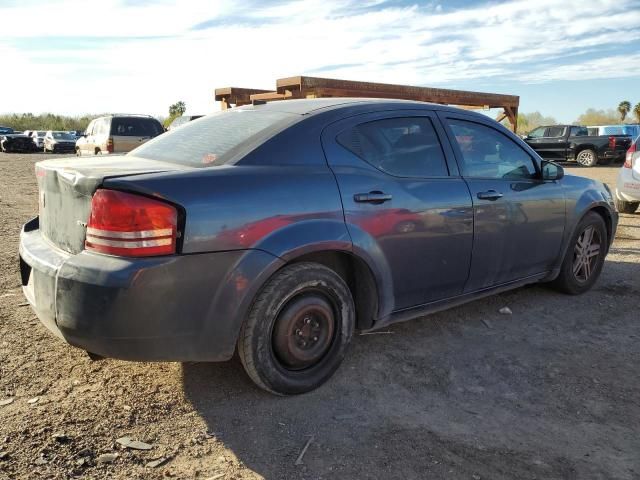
322;110;474;310
111;117;163;153
439;113;566;291
529;126;567;161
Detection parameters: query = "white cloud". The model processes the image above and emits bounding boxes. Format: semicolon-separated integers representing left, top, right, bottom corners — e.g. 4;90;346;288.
0;0;638;115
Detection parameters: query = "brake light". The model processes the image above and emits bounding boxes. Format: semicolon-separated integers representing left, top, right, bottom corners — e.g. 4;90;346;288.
624;142;636;168
85;190;177;257
608;136;616;150
107;137;114;153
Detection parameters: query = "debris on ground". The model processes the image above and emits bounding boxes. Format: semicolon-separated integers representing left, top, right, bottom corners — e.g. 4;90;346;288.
146;456;171;468
27;397;39;404
294;435;315;466
0;398;14;406
97;453;119;464
205;474;225;480
116;437;153;450
498;307;512;315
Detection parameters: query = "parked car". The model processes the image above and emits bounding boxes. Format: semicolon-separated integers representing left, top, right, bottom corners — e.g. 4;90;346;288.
31;131;46;149
0;126;14;135
1;133;38;153
75;114;164;156
589;124;640;139
167;115;204;131
43;131;77;153
615;137;640;213
20;99;618;395
523;125;632;167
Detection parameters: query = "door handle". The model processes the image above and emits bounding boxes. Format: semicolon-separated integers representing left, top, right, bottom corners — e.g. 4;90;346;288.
476;190;503;201
354;192;392;204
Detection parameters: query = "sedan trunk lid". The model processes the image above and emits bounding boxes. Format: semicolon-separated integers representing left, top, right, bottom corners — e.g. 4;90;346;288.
36;156;186;254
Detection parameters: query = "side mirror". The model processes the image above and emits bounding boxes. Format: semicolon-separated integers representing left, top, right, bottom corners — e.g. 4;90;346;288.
542;161;564;181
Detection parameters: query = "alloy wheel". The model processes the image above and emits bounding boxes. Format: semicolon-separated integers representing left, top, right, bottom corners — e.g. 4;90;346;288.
572;226;601;283
577;150;595;167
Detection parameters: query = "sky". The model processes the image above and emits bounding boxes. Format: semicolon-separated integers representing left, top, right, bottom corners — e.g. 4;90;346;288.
1;0;639;122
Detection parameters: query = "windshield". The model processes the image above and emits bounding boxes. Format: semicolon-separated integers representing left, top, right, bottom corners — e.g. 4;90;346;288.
130;109;297;167
52;132;76;140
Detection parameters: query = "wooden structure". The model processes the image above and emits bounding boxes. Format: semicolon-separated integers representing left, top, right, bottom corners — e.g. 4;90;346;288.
215;76;519;132
214;87;273;109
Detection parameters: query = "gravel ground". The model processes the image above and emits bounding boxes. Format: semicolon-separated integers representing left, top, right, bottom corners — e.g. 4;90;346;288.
0;153;639;480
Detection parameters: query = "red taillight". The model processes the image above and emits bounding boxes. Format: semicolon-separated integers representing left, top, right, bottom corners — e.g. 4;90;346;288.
85;190;177;257
608;136;616;150
107;137;114;153
624;142;636;168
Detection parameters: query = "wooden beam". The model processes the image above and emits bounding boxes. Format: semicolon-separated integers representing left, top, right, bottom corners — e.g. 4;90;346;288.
276;76;519;109
504;106;518;133
214;87;273;109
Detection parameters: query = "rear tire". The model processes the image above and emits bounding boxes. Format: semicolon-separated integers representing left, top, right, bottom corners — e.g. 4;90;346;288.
551;212;607;294
576;149;598;167
238;262;355;395
615;198;639;214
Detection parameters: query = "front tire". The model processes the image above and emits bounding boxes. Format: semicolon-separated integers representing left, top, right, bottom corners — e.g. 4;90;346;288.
615;198;639;214
238;262;355;395
576;149;598;167
551;212;607;294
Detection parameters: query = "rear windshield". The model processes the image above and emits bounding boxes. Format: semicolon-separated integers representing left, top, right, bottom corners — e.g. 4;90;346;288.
111;117;164;137
130;109;297;167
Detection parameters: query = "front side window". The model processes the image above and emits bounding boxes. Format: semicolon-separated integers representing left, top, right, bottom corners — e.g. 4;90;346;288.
336;117;448;178
448;119;537;180
528;127;546;138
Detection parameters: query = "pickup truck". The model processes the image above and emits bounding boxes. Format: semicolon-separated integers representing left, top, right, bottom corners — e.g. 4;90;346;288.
523;125;632;167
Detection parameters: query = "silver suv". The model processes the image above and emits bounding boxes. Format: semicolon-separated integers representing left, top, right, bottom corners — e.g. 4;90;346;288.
76;114;164;156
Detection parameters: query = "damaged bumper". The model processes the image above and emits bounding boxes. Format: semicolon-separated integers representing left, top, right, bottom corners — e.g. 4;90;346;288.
19;216;279;362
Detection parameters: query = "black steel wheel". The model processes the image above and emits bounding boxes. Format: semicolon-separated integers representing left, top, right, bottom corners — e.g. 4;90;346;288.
238;262;355;395
551;212;607;294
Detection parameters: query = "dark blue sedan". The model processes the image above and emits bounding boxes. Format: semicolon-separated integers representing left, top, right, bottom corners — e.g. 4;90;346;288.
19;99;618;394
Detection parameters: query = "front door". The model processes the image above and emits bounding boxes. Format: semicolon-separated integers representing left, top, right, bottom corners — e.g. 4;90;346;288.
439;114;566;292
526;126;567;161
322;111;474;311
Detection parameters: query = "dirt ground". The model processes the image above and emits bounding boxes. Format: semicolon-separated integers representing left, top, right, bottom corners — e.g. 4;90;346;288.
0;152;638;480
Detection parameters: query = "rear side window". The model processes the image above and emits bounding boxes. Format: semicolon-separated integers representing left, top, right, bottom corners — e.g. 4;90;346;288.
111;117;164;137
130;110;297;167
570;126;588;136
336;117;449;177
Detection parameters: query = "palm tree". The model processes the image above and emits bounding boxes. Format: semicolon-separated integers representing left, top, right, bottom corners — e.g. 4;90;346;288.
618;101;631;122
634;103;640;123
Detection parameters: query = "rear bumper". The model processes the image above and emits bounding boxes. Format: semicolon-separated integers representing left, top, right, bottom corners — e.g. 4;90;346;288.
19;217;284;362
616;168;640;202
601;150;626;161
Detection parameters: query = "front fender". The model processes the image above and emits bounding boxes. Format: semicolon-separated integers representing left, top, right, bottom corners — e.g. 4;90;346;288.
548;179;616;278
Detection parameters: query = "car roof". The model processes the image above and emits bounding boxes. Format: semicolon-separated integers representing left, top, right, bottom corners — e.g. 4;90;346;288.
239;97;467;115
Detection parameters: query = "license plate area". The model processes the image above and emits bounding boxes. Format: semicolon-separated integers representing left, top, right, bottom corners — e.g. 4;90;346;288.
20;255;31;287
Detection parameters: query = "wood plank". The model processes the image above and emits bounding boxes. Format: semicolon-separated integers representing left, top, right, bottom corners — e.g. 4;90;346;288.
275;76;519;108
